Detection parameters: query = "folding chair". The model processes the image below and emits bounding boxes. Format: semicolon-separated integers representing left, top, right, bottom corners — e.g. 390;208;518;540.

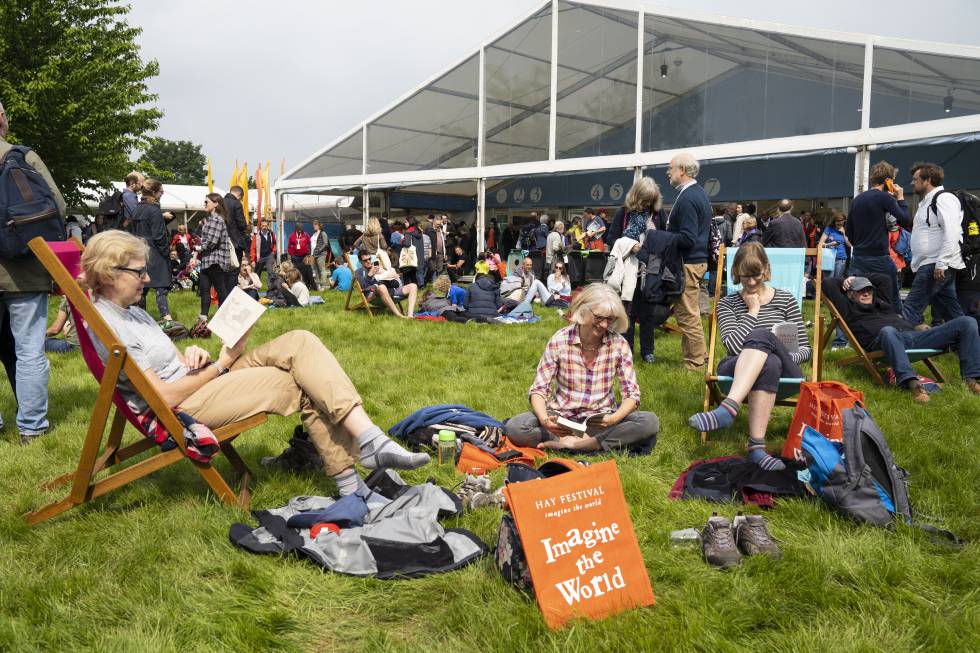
818;281;945;386
701;246;825;444
24;237;265;526
343;251;402;318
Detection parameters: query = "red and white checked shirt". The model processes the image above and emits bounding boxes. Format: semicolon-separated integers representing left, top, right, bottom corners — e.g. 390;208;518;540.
528;325;641;420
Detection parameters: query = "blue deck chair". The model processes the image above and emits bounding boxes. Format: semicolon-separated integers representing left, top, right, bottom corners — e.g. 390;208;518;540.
701;246;825;444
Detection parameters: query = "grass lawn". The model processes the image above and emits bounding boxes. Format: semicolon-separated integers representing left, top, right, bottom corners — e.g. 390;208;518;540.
1;287;978;652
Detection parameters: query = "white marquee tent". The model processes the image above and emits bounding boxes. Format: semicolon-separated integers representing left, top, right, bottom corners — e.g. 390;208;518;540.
276;0;980;250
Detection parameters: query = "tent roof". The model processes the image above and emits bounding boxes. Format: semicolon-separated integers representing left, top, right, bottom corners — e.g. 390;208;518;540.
278;0;980;192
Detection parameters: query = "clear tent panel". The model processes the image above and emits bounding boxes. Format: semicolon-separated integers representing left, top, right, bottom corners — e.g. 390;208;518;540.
287;131;362;179
870;47;980;128
555;2;639;159
641;15;864;152
366;55;480;174
483;4;552;167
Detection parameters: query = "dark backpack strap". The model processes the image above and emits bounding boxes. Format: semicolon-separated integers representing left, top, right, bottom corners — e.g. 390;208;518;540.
910;519;964;549
927;189;954;227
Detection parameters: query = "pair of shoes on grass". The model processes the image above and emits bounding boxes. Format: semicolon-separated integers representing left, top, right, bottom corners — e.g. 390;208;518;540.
701;511;781;570
455;474;506;511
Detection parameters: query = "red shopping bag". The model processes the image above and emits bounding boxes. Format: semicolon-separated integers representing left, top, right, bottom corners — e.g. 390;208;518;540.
782;381;864;461
503;460;654;629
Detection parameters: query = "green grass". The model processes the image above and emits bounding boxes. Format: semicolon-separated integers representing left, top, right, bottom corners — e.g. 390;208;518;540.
1;288;978;652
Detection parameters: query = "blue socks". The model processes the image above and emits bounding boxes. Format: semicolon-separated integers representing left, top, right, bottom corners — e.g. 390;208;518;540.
748;438;786;471
688;397;740;432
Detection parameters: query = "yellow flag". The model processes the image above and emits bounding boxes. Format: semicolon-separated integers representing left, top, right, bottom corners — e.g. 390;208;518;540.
207;159;213;193
239;162;250;226
229;160;239;190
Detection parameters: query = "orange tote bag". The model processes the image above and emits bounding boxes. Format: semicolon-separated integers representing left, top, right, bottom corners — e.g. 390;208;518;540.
783;381;864;461
503;460;654;629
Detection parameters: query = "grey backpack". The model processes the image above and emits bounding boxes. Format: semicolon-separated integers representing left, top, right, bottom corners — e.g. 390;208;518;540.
801;405;961;546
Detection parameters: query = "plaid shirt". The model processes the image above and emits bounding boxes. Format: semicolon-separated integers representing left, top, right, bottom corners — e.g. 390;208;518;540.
528;325;641;420
199;213;231;270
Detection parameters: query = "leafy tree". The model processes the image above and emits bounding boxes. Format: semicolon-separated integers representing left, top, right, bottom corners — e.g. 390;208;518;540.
0;0;161;209
138;138;207;186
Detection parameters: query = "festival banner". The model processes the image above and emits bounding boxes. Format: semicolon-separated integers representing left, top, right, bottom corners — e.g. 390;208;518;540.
207;158;213;193
238;161;250;226
229;160;239;191
504;460;654;629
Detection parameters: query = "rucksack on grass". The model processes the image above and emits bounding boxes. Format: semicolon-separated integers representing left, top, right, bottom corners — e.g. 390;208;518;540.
800;404;961;547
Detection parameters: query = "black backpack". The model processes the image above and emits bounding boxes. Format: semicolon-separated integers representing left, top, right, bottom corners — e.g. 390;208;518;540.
97;189;125;230
0;145;65;258
929;189;980;257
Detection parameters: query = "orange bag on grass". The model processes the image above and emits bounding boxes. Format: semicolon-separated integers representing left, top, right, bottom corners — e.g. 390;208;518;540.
782;381;864;462
503;460;654;629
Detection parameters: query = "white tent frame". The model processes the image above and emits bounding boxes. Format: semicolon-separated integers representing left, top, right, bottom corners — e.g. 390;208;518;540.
275;0;980;250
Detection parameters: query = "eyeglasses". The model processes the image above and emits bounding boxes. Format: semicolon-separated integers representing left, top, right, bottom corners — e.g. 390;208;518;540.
589;306;616;325
359;259;371;264
115;265;149;279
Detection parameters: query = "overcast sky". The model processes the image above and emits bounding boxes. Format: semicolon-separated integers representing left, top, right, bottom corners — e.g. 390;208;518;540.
128;0;980;187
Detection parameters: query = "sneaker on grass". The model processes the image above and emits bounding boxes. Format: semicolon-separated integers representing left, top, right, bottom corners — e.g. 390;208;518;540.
701;513;741;570
733;513;782;559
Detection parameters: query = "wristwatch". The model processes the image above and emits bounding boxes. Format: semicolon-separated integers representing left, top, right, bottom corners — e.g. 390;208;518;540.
212;362;229;376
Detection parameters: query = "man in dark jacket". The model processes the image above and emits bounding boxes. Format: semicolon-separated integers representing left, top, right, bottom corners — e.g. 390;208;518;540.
824;274;980;403
665;152;711;370
762;199;805;248
846;160;911;312
224;185;249;289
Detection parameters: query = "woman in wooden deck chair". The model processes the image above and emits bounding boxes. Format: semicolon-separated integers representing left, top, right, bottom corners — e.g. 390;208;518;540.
688;243;811;471
80;231;430;495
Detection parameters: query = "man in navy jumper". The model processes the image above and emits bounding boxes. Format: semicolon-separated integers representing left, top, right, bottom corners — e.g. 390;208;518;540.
846;160;911;312
666;152;712;370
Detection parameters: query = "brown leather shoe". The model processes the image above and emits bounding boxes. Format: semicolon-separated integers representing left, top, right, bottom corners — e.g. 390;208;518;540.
966;378;980;395
908;380;930;403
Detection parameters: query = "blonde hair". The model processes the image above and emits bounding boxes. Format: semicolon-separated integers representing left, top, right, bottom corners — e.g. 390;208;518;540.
731;241;771;284
625;177;663;213
568;283;628;333
433;274;451;295
81;231;149;295
742;216;757;230
365;217;382;236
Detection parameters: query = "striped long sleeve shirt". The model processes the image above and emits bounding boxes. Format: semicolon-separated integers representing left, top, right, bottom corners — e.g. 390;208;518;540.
716;288;811;364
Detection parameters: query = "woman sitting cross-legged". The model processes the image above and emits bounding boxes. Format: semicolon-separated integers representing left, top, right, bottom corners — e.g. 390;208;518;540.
687;242;811;471
80;231;429;495
505;283;660;452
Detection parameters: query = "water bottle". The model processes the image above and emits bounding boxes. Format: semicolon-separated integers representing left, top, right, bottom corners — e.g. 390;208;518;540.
437;430;457;468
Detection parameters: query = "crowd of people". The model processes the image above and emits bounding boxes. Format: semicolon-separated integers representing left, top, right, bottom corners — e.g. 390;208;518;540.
2;81;978;491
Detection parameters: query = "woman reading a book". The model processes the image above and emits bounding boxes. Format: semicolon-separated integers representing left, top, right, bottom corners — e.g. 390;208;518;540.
81;231;429;497
687;242;811;471
504;283;659;453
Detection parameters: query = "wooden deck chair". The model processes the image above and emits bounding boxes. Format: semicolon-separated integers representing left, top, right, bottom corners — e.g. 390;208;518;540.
343;251;402;317
818;282;945;386
24;237;265;526
701;246;825;444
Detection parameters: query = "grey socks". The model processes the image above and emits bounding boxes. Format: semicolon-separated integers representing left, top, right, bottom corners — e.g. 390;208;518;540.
356;426;430;470
333;468;365;496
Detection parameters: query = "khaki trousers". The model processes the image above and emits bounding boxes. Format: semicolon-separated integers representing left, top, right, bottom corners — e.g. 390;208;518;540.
673;262;708;370
179;330;362;475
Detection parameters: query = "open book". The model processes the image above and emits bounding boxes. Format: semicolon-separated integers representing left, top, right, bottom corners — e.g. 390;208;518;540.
207;286;266;346
555;410;612;434
771;321;799;355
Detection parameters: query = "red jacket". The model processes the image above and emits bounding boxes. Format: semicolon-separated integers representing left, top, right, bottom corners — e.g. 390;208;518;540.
288;230;311;257
251;229;277;262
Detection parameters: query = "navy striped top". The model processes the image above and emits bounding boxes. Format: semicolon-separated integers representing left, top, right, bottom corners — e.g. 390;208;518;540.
716;288;811;364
